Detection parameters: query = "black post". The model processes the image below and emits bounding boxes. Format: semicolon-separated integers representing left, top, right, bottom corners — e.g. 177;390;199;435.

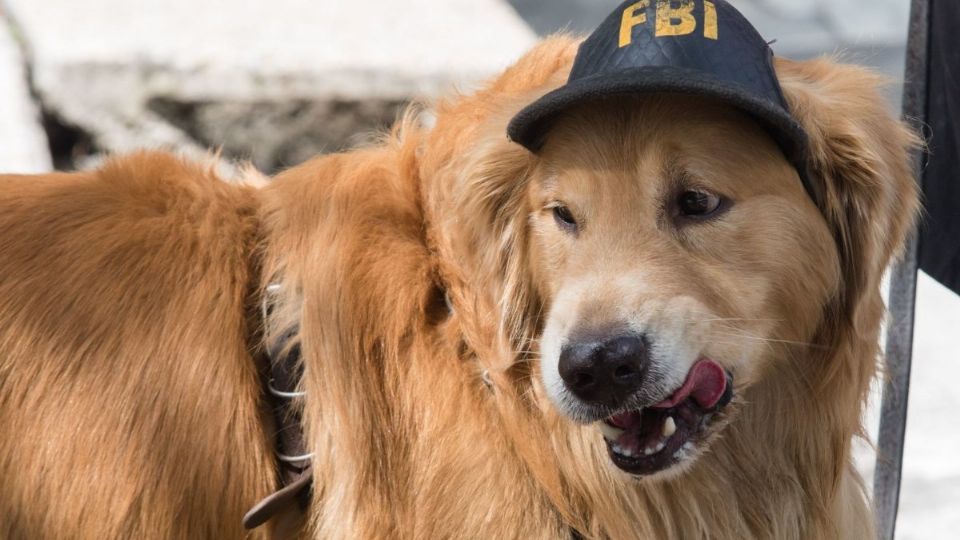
873;0;929;538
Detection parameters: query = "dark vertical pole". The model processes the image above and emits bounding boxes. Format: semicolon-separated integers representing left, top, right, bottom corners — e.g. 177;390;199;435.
873;0;929;538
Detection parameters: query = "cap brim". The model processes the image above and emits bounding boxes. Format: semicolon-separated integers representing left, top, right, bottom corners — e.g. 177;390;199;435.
507;65;808;172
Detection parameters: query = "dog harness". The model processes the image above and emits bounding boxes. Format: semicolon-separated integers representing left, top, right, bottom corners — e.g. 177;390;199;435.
242;284;313;530
239;287;588;536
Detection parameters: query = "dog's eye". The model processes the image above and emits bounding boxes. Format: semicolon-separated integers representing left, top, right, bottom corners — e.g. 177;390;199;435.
677;190;722;218
552;204;578;232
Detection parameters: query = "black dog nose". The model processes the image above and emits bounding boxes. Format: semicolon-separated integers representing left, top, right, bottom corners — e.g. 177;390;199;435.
558;334;649;405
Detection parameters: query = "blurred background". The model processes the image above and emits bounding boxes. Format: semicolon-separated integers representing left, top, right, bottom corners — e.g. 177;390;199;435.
0;1;955;537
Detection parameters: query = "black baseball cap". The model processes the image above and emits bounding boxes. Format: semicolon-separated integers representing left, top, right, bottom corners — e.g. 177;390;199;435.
507;0;815;202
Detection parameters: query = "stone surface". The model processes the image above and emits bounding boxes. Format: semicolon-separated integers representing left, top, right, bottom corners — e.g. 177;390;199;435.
4;0;536;171
0;9;51;174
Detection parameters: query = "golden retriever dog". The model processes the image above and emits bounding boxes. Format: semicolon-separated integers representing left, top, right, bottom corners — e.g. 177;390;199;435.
0;36;918;539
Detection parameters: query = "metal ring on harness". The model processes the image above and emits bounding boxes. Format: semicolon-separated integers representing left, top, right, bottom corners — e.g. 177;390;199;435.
276;452;314;464
268;378;306;399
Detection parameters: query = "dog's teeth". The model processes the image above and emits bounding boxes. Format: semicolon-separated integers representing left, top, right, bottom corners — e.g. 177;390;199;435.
662;416;676;437
644;446;655;456
599;422;625;441
655;441;666;453
621;447;634;458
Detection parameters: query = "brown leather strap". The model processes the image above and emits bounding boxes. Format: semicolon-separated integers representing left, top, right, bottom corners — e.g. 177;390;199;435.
243;465;313;529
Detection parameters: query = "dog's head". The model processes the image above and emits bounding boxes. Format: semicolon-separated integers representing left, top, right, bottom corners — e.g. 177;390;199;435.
531;94;839;476
422;39;918;482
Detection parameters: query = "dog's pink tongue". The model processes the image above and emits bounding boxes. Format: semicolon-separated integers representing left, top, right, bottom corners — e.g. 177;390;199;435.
651;359;726;409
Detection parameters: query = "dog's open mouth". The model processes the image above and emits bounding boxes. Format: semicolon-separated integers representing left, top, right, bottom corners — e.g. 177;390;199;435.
599;359;733;476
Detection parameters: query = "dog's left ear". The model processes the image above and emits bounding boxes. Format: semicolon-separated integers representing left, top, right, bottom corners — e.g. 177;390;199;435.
777;58;921;331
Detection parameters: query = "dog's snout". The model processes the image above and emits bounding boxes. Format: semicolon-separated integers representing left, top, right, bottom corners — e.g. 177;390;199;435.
558;334;648;405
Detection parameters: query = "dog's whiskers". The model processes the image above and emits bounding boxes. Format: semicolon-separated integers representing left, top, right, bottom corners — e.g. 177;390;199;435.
708;330;826;350
698;317;783;323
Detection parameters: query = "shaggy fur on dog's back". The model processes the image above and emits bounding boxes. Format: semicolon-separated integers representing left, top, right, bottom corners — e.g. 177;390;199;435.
1;36;919;539
0;155;276;538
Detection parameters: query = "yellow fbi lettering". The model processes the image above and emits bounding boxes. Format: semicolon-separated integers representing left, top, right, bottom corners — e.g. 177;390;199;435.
619;0;718;47
656;0;696;36
619;0;650;47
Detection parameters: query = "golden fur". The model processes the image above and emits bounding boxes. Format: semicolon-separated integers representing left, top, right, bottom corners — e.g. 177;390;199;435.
0;155;275;538
0;37;918;539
